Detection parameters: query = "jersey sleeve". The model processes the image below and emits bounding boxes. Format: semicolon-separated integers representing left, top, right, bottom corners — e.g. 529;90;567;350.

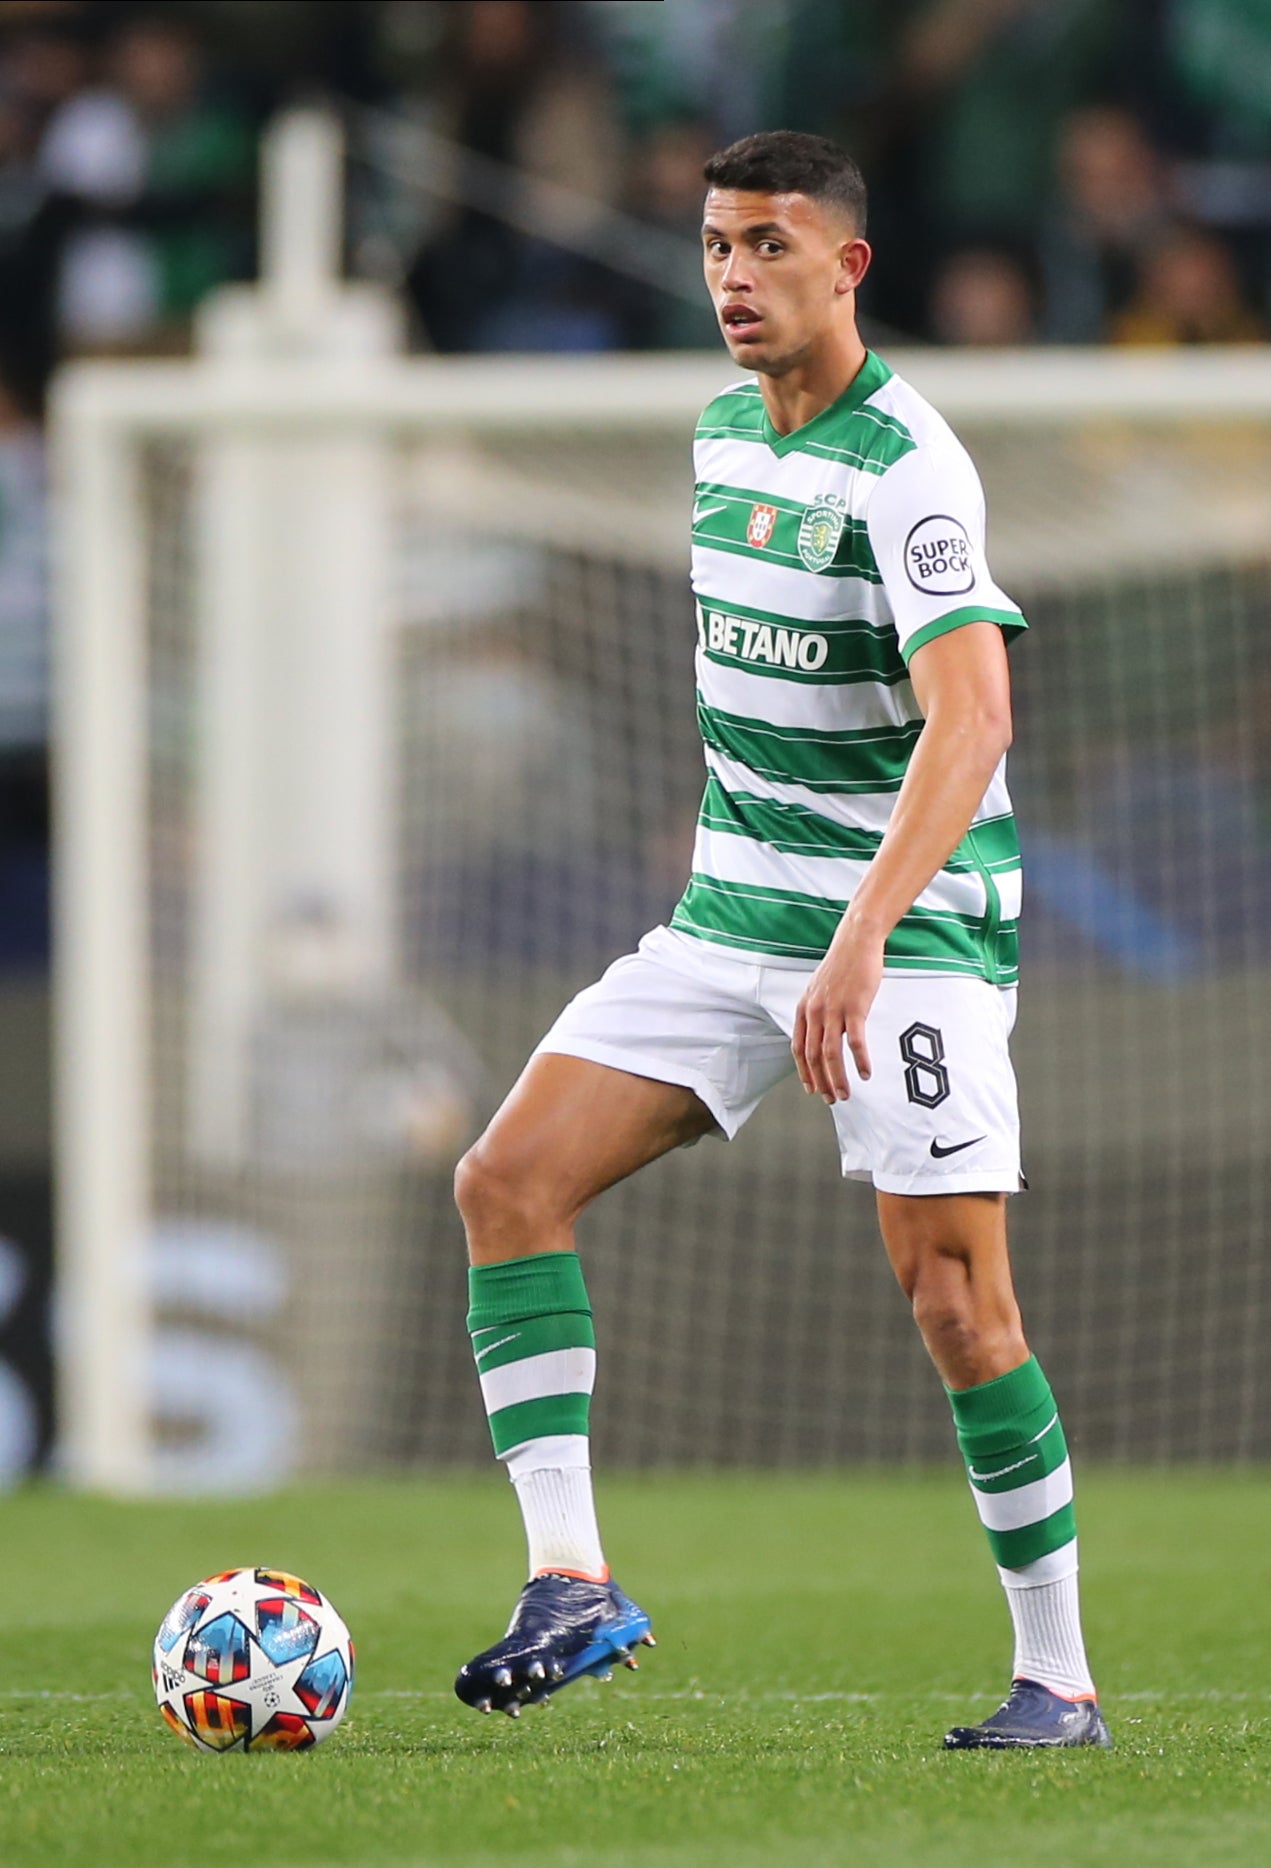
865;437;1027;665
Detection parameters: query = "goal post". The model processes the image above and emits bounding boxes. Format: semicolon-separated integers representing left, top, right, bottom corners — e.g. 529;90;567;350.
51;346;1271;1491
52;375;152;1492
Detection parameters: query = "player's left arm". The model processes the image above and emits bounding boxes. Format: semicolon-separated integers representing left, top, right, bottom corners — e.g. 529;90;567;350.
791;621;1012;1102
792;433;1023;1104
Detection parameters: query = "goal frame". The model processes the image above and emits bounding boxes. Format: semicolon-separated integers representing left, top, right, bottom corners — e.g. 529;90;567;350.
50;344;1271;1491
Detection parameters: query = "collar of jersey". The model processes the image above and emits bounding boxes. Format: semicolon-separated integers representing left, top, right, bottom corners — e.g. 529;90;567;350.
759;349;892;458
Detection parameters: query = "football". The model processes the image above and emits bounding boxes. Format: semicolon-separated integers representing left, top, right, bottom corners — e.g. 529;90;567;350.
152;1567;354;1752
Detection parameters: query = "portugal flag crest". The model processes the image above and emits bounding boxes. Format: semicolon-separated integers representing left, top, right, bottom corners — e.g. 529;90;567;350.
747;503;777;548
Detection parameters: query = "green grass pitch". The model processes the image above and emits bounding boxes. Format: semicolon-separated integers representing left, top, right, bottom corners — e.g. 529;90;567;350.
2;1472;1269;1867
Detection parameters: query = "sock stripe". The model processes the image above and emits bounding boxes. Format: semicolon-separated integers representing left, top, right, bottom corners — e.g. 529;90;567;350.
466;1250;592;1335
503;1433;591;1478
989;1503;1077;1570
479;1346;597;1416
967;1420;1068;1494
998;1536;1080;1589
970;1455;1073;1534
472;1311;595;1374
488;1392;592;1454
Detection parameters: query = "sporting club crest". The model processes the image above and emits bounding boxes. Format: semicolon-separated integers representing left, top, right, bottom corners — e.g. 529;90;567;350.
746;503;777;548
797;497;847;573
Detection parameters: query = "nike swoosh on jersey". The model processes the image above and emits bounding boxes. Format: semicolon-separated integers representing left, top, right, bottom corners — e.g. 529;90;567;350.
929;1134;986;1158
692;504;729;525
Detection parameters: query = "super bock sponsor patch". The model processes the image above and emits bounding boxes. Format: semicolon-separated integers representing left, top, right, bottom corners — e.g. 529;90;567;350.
904;515;975;594
796;496;847;572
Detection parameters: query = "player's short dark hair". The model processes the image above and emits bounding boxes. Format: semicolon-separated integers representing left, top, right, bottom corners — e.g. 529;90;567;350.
703;131;867;235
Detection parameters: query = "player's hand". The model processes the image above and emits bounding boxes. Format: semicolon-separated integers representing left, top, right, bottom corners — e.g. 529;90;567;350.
791;921;885;1103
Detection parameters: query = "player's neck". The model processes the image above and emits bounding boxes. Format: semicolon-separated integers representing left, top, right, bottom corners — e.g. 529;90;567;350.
758;331;870;438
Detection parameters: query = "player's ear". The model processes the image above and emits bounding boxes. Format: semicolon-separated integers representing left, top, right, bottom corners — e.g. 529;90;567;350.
836;237;872;295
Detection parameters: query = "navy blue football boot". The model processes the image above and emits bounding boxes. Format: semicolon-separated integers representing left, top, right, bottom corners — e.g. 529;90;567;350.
944;1678;1112;1750
454;1573;655;1717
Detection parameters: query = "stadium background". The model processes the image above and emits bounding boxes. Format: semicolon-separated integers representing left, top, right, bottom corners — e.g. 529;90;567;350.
0;0;1269;1490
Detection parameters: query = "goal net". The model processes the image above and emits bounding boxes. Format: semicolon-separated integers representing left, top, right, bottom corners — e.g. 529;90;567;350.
53;350;1271;1490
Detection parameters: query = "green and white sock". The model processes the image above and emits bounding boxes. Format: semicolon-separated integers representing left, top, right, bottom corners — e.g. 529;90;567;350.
467;1252;607;1581
949;1356;1095;1699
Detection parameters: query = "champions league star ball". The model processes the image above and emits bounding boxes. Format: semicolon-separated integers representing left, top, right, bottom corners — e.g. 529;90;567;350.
153;1568;354;1752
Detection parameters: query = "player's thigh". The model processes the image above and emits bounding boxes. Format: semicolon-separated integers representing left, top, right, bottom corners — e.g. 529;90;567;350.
462;1051;716;1227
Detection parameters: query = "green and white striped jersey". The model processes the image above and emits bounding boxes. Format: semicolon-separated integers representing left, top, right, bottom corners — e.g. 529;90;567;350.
670;349;1026;984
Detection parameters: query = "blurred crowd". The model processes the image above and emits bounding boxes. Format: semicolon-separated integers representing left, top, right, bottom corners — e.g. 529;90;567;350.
0;0;1262;399
0;0;1267;964
375;0;1271;354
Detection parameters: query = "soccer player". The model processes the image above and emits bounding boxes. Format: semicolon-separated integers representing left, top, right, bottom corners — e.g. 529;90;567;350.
452;130;1109;1750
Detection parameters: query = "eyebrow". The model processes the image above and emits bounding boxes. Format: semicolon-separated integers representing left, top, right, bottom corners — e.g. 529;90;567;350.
701;221;786;239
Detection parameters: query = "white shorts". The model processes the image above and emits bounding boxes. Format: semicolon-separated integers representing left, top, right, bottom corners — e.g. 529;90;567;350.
534;926;1022;1196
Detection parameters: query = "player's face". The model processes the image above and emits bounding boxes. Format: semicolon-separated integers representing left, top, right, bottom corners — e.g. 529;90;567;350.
702;188;870;375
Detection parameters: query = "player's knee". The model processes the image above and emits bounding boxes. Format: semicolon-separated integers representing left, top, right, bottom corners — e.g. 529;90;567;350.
910;1259;1023;1375
911;1276;977;1365
453;1136;548;1241
454;1140;514;1230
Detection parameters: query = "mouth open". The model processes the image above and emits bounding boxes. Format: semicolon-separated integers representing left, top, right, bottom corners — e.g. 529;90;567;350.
722;305;762;332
